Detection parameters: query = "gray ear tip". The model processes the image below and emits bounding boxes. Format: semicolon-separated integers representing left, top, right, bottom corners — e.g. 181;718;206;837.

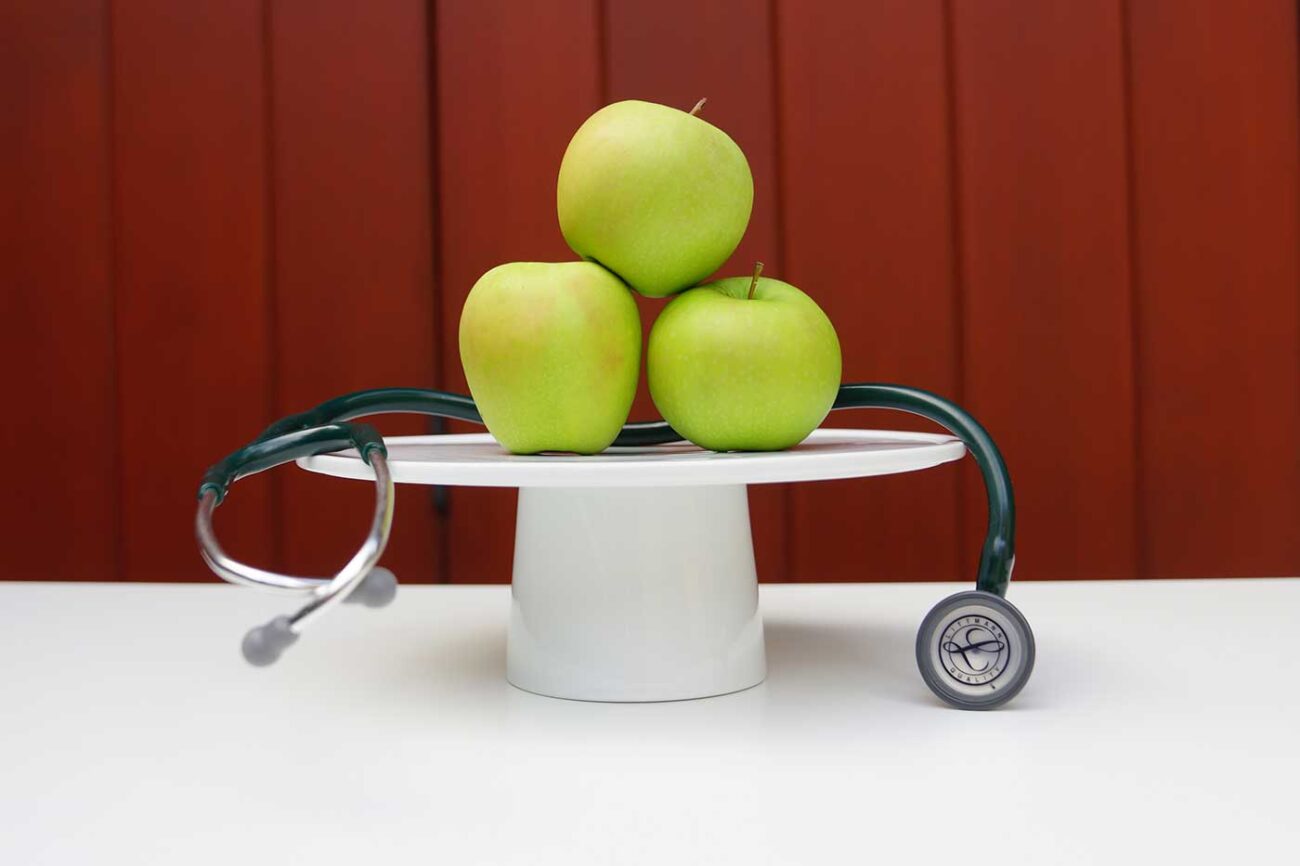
242;615;299;666
348;566;398;608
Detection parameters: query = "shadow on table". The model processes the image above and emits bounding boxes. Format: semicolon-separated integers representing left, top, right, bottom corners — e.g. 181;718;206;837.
762;617;934;706
369;610;1050;733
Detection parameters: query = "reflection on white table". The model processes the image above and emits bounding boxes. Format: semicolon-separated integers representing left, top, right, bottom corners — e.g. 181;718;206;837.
1;579;1296;864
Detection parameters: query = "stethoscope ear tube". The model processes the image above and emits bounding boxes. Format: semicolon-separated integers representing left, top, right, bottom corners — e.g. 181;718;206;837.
195;422;396;665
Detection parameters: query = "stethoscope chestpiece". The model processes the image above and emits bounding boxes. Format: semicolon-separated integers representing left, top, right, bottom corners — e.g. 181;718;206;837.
915;590;1035;710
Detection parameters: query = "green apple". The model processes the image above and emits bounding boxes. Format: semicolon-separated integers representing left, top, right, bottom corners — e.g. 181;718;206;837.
459;261;641;454
557;99;754;298
647;266;841;451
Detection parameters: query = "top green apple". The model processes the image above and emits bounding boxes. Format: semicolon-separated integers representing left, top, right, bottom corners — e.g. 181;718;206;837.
557;100;754;298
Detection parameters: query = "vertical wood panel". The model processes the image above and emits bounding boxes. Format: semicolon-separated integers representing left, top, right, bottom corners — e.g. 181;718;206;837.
436;0;603;582
113;0;274;580
777;0;962;582
1127;0;1300;577
7;0;1299;585
604;0;789;581
951;0;1138;579
0;1;117;579
270;0;440;582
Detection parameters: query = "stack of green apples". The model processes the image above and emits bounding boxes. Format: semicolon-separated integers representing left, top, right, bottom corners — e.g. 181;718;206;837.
459;99;841;454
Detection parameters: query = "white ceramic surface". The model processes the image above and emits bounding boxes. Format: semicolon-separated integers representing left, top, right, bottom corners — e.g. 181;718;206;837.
298;428;966;488
508;485;764;702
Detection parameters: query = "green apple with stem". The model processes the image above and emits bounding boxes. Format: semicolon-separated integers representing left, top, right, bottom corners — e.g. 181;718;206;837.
647;263;841;451
459;261;641;454
557;98;753;298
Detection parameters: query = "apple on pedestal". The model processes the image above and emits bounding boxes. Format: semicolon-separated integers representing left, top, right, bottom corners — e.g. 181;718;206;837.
459;261;641;455
557;99;754;298
647;264;842;452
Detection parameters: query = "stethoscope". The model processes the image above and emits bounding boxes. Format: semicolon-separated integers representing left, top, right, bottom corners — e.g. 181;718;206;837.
196;382;1035;709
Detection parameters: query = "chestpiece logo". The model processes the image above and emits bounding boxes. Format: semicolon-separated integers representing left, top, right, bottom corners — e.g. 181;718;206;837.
939;615;1010;687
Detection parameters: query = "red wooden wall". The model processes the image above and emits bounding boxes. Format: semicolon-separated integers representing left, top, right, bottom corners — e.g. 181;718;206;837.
3;0;1298;584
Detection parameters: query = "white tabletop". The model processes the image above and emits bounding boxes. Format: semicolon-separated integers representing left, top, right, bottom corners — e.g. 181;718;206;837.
1;579;1296;864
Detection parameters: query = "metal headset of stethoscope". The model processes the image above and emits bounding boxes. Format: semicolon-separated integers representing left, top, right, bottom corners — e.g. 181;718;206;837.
196;382;1036;710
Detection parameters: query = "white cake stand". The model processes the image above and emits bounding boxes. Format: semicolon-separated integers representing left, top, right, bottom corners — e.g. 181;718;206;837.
299;429;965;703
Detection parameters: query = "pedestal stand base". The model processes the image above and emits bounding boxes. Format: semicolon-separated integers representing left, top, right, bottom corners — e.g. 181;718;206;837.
507;485;766;702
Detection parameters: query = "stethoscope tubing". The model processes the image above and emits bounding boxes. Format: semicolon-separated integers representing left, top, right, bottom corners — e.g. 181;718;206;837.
195;383;1016;662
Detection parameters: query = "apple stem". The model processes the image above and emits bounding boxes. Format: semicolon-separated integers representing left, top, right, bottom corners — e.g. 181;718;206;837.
747;261;764;300
689;97;707;117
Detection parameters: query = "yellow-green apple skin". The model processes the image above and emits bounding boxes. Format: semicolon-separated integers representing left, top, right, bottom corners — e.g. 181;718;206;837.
557;100;754;298
647;276;841;451
459;262;641;455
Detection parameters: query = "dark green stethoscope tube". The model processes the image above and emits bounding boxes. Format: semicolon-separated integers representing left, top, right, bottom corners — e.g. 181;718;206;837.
198;383;1014;597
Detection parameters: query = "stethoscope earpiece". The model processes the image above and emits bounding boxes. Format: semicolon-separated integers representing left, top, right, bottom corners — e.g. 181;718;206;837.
238;567;399;666
242;616;299;667
344;566;399;609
